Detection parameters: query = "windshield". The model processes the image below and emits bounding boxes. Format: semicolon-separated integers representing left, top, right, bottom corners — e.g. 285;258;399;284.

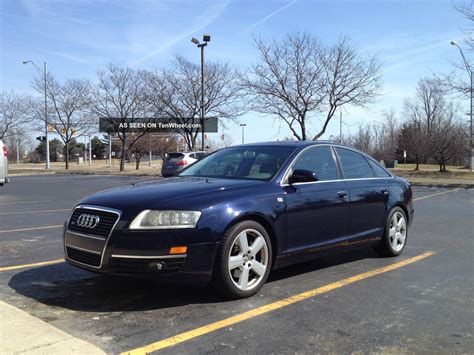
179;146;294;181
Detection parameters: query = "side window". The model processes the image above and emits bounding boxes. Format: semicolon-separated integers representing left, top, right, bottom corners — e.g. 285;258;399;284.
189;153;196;159
292;146;338;181
367;159;391;177
336;148;374;179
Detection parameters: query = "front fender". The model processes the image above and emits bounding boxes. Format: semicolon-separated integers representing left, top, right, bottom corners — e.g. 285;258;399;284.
201;193;287;253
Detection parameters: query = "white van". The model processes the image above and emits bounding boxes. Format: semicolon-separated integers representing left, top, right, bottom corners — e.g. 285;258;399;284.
0;139;9;186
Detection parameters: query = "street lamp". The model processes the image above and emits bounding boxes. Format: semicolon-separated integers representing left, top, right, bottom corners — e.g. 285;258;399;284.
451;41;473;172
240;123;247;144
191;34;211;151
23;60;50;170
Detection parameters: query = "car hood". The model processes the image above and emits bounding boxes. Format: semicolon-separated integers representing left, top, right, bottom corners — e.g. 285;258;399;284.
77;177;266;216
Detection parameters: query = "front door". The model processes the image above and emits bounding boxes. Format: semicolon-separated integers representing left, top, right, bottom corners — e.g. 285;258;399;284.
284;146;350;253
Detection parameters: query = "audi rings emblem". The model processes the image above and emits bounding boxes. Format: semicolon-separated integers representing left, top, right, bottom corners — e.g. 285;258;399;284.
76;214;100;229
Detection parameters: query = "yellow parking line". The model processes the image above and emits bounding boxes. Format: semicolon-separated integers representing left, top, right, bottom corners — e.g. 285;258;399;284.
0;225;63;234
414;188;460;201
0;259;64;272
0;208;70;215
122;251;436;355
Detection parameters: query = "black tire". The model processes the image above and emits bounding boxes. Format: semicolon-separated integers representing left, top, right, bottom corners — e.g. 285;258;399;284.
212;220;273;299
375;206;408;257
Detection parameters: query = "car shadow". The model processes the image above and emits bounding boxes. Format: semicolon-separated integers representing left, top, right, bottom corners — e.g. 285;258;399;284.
8;248;378;313
268;247;378;282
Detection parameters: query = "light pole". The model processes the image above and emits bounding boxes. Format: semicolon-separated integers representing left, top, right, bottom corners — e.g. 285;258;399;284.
88;135;92;166
108;133;112;166
451;41;473;172
149;133;152;167
240;123;246;144
16;132;20;164
339;109;343;144
191;34;211;151
23;60;50;169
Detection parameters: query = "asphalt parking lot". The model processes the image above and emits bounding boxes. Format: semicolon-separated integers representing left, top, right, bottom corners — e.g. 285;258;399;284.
1;175;473;354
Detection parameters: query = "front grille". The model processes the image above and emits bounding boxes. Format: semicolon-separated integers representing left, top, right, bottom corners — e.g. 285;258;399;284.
68;207;120;238
67;247;101;267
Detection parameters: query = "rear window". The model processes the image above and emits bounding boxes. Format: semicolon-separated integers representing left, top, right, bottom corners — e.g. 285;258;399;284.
166;153;184;160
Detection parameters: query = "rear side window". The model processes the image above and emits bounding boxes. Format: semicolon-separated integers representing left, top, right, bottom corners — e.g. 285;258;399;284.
367;159;391;177
336;148;374;179
292;146;338;181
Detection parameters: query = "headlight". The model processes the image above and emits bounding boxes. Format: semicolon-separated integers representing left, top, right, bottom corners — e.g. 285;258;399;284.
129;210;201;229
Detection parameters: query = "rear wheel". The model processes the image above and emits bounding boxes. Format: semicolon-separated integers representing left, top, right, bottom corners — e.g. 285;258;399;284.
375;207;408;257
213;221;272;299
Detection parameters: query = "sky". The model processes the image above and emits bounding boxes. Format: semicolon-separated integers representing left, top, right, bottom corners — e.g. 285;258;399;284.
0;0;470;144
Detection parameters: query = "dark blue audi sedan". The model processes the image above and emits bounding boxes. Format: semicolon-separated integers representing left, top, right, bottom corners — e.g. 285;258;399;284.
63;142;413;298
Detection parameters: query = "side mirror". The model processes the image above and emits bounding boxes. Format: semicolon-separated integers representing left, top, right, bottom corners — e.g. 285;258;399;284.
288;169;318;184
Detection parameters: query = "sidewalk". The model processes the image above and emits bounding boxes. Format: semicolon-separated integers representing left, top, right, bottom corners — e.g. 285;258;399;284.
0;301;105;354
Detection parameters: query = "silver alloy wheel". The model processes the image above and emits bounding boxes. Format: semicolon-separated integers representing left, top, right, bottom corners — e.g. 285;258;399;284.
389;211;407;252
228;228;269;291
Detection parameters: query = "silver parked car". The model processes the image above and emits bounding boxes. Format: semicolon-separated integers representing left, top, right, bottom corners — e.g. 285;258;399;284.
161;151;207;177
0;139;9;186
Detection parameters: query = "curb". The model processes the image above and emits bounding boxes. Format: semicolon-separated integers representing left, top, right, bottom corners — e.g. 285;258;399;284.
0;300;105;354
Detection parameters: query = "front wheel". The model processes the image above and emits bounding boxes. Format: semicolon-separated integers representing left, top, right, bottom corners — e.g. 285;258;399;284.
375;207;408;257
213;221;272;299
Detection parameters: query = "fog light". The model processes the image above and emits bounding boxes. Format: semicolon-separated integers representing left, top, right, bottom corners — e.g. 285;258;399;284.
149;261;165;271
170;246;187;254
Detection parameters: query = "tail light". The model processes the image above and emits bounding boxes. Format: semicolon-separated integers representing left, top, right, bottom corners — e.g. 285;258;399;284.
176;160;188;166
2;147;6;157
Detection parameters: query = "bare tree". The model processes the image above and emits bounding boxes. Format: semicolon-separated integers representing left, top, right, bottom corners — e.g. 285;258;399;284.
397;122;424;170
434;1;472;97
130;133;177;170
243;32;381;141
404;78;445;164
89;64;151;171
377;109;399;159
454;0;474;50
31;75;92;169
430;102;464;171
349;124;374;155
243;33;326;140
145;55;243;151
314;36;381;140
404;78;465;171
0;91;32;140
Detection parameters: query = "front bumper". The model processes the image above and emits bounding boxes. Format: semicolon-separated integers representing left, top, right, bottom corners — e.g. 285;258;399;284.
64;226;218;283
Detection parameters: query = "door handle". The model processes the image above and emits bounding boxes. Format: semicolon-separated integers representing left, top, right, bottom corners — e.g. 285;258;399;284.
380;188;388;194
337;191;347;198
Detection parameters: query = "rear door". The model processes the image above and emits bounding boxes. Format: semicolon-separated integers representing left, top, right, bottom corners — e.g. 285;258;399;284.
284;146;350;253
334;147;389;243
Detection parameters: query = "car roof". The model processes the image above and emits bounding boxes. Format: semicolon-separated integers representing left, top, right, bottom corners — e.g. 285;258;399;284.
235;140;335;148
